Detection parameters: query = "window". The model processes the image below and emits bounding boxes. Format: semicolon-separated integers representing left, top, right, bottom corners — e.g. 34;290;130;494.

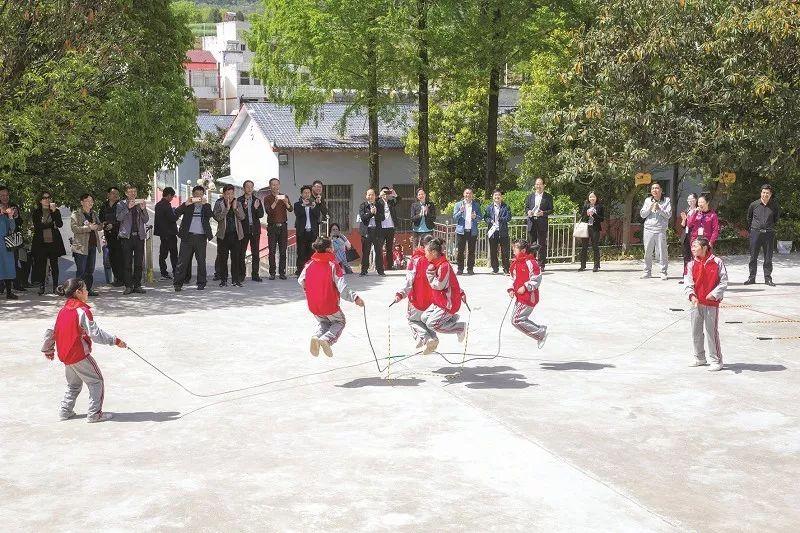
392;184;416;231
252;77;262;86
192;71;217;88
326;184;352;232
239;70;250;85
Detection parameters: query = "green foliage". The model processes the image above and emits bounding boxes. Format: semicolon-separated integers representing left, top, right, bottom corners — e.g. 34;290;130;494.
196;128;231;181
552;194;578;215
0;0;197;208
775;218;800;242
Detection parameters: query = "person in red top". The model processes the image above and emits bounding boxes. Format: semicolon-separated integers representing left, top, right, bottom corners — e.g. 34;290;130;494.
40;278;127;423
508;239;548;348
418;238;467;354
299;237;364;357
394;234;435;351
684;236;728;371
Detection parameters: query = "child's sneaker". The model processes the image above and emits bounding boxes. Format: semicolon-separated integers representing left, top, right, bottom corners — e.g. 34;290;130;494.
423;338;439;355
318;339;334;357
59;410;76;421
689;360;708;367
708;363;723;372
87;412;113;423
415;337;426;350
537;328;548;349
310;337;320;357
457;329;466;343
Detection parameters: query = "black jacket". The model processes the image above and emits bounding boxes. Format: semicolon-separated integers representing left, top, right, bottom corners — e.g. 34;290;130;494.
359;200;386;237
237;195;265;235
411;201;436;231
98;200;120;239
294;199;322;236
154;198;178;237
747;199;780;232
176;202;213;241
579;202;604;230
524;191;554;232
30;206;66;257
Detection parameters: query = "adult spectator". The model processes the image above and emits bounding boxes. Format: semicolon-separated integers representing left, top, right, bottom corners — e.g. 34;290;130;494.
687;193;719;247
71;193;102;296
524;178;554;270
678;193;698;284
173;186;213;291
312;179;329;234
578;191;604;272
483;189;511;274
452;188;482;275
411;188;436;246
31;192;66;295
154;187;179;281
213;184;245;287
0;185;26;291
379;186;400;270
639;182;672;280
264;178;293;280
237;180;265;283
116;185;149;295
98;187;124;286
294;185;322;276
745;184;780;286
358;188;385;276
0;203;18;299
330;222;353;274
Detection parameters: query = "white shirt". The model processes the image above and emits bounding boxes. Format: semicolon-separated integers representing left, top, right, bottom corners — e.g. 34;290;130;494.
464;202;473;230
381;200;394;229
368;204;376;227
304;205;311;231
534;193;543;213
493;202;501;226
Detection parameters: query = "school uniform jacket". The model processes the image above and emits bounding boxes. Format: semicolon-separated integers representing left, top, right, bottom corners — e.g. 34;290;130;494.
684;253;728;307
298;252;357;316
508;252;541;307
396;248;434;312
426;256;462;314
41;298;120;365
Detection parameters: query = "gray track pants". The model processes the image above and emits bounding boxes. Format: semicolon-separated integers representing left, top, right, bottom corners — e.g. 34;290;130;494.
314;310;346;345
690;304;723;364
420;306;465;340
512;301;546;340
61;356;104;417
643;229;668;275
407;305;433;342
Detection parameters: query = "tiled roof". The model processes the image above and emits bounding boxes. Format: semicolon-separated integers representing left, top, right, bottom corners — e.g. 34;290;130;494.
197;114;235;136
185;49;217;64
234;103;412;150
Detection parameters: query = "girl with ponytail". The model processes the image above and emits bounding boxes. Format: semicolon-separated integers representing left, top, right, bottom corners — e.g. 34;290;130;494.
508;239;548;348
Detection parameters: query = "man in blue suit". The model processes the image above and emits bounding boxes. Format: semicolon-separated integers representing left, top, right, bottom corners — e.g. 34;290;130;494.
452;188;482;275
484;189;512;274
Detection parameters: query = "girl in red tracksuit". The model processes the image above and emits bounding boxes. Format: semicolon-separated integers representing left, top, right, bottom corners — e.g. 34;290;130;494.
508;239;548;348
417;238;467;354
684;236;728;371
394;234;435;351
299;236;364;357
40;278;127;423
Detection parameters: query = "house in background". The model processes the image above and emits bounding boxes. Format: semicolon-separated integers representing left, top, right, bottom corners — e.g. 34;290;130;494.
221;102;419;232
184;50;219;113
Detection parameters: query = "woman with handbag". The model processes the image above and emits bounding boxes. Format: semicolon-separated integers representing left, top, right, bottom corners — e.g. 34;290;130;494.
31;192;67;295
578;192;604;272
678;193;697;284
1;205;19;299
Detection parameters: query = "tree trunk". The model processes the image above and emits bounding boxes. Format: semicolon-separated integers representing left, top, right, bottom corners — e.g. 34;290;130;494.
622;185;637;252
485;64;500;197
417;0;429;190
367;44;379;192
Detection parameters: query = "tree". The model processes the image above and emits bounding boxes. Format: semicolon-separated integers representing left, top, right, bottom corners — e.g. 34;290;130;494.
207;7;222;23
196;128;231;181
249;0;409;191
0;0;197;208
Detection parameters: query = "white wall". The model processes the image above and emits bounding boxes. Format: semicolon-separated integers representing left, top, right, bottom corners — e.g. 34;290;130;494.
227;115;279;189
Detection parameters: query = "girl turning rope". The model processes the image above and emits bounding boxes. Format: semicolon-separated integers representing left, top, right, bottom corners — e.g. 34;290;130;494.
299;237;364;357
394;234;435;350
508;240;548;348
419;238;467;355
40;278;127;423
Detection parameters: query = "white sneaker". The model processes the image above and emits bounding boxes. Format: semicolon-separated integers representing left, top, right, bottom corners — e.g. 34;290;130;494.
87;412;113;423
59;410;76;421
661;273;668;281
318;339;333;357
457;329;466;343
309;337;320;357
423;338;439;355
708;363;723;372
689;360;709;367
641;273;651;279
415;337;426;350
537;328;548;349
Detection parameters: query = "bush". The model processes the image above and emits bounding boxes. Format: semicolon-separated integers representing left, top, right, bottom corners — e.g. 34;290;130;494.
553;194;579;215
775;218;800;242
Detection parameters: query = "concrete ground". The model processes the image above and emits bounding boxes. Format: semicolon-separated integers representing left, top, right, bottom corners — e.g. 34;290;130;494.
2;250;799;532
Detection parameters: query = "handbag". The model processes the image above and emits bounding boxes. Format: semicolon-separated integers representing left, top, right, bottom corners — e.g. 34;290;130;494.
345;248;360;262
4;230;23;250
573;222;589;239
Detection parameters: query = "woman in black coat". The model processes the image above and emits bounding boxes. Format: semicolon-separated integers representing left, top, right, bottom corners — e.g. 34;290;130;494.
30;191;66;294
578;191;604;272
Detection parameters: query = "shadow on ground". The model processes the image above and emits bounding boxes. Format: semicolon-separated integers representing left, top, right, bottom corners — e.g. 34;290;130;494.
725;363;787;374
433;365;534;389
540;361;616;371
109;411;182;422
337;377;425;388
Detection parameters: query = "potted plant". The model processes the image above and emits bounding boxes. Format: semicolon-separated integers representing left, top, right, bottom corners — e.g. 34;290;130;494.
775;218;798;254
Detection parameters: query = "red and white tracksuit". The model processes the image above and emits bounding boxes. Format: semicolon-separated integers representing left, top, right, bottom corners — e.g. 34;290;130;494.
41;298;122;418
299;251;358;345
422;256;466;339
508;252;546;340
684;253;728;364
396;248;435;344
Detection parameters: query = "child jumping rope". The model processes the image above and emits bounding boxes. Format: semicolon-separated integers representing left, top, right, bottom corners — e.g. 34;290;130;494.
418;238;467;354
508;239;548;348
684;236;728;371
40;278;127;422
299;236;364;357
394;234;435;351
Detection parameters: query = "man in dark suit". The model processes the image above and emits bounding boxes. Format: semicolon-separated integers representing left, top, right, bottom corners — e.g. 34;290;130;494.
237;180;265;282
294;185;321;275
358;188;386;276
173;185;213;291
154;186;179;280
312;179;328;234
524;177;554;270
378;186;400;270
484;189;512;274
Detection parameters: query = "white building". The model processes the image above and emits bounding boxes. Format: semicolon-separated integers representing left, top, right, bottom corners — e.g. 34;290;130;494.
201;21;266;114
222;102;419;231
